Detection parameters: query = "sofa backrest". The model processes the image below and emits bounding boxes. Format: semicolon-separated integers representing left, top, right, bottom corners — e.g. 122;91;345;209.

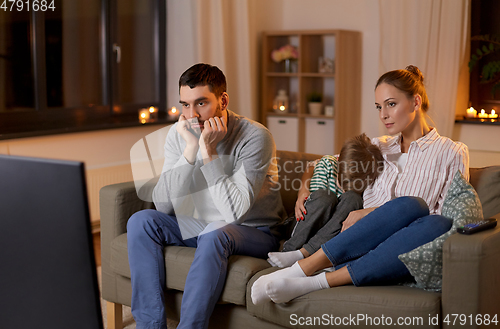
275;150;321;216
470;166;500;219
275;150;500;219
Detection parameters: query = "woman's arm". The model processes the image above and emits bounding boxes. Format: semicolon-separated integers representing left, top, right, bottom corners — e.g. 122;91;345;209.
295;164;315;220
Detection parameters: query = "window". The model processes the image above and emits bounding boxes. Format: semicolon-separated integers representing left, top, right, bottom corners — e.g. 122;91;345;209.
469;0;500;111
0;0;167;139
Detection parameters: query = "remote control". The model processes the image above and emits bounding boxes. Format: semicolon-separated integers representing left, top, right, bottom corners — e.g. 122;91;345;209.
457;218;497;235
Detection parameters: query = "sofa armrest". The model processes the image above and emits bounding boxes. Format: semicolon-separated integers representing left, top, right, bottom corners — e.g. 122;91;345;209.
100;181;154;243
100;181;155;303
442;222;500;328
100;181;154;259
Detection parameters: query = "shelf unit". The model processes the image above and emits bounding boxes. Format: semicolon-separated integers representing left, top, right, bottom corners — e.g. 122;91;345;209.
260;29;361;154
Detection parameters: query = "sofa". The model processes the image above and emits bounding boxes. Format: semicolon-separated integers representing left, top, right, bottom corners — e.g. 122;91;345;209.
100;150;500;329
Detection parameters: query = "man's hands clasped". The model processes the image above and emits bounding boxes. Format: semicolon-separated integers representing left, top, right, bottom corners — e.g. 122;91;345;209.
177;114;227;165
199;116;227;159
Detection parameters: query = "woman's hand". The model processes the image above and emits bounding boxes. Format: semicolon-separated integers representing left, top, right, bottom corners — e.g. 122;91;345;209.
294;164;315;221
294;189;309;221
341;207;376;232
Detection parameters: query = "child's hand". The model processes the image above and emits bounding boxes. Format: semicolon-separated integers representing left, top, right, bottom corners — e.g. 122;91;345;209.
294;190;309;221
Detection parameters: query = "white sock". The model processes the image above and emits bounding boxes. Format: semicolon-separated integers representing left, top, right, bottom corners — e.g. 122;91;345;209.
251;262;306;305
268;250;304;268
266;272;330;304
267;258;278;267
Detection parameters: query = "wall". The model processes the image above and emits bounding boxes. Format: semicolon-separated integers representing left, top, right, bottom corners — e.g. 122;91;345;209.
453;123;500;167
250;0;381;139
249;0;500;167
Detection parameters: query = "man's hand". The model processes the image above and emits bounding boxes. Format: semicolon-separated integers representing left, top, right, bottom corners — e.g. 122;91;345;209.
341;207;376;232
177;114;200;164
199;116;227;164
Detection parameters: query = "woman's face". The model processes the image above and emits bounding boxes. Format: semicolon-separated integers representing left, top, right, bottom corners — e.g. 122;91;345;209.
375;83;418;135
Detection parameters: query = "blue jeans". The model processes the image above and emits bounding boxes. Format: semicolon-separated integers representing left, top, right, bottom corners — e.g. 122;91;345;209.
127;209;279;329
321;196;452;286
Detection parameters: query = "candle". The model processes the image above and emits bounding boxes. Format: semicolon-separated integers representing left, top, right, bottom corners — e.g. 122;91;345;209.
466;107;477;118
138;108;150;124
168;107;179;121
478;109;488;119
273;89;289;113
488;109;498;119
148;106;158;121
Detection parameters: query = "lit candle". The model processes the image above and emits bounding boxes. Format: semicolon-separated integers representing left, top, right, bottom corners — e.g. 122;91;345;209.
478;109;489;118
148;106;158;121
138;108;150;124
488;109;498;119
466;107;477;118
168;107;179;121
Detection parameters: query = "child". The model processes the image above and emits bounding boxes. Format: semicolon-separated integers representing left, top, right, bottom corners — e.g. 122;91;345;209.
268;133;384;267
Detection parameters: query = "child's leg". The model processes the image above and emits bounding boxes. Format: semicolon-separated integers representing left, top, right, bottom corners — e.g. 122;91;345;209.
282;189;338;252
268;189;338;267
302;190;363;255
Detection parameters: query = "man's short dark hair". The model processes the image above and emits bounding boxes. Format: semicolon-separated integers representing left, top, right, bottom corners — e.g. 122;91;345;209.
179;63;227;98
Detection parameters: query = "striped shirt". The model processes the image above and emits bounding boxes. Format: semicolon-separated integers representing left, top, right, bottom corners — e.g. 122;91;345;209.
309;155;343;198
362;128;469;215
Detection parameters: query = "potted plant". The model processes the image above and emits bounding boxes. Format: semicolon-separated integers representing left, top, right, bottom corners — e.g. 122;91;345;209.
469;34;500;98
307;91;323;115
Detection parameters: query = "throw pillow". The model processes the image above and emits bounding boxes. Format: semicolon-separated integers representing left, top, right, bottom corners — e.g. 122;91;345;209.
398;170;483;291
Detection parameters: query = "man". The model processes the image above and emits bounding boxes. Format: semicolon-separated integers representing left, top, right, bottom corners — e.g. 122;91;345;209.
127;63;285;329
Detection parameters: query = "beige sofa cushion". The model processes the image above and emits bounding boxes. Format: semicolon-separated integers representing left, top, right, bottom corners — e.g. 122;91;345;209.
110;233;271;306
246;268;441;329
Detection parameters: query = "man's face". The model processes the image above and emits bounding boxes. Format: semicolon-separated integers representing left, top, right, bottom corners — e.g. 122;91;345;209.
179;85;226;132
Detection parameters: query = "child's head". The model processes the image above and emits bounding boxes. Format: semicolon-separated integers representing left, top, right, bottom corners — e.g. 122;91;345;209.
338;133;383;194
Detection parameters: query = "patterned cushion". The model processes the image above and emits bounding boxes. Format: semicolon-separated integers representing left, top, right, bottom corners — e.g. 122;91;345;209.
398;170;483;291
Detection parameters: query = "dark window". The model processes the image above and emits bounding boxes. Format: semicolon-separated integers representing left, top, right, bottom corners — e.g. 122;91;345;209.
470;0;500;111
0;0;167;139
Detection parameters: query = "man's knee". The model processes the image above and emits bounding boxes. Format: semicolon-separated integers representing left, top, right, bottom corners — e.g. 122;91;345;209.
127;209;159;236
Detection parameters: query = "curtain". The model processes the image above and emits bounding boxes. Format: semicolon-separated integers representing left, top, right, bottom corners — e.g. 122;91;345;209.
167;0;258;120
378;0;470;138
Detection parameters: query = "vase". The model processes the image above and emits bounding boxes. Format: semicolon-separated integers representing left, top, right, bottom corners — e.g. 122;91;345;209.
283;59;296;73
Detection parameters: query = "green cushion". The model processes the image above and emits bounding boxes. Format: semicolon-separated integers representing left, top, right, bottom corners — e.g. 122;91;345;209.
398;170;483;290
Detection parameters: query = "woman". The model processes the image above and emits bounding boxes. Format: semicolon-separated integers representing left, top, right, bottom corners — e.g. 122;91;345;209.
252;65;469;305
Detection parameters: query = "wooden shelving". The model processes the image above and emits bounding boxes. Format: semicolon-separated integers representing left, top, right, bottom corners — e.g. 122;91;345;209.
260;29;362;154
